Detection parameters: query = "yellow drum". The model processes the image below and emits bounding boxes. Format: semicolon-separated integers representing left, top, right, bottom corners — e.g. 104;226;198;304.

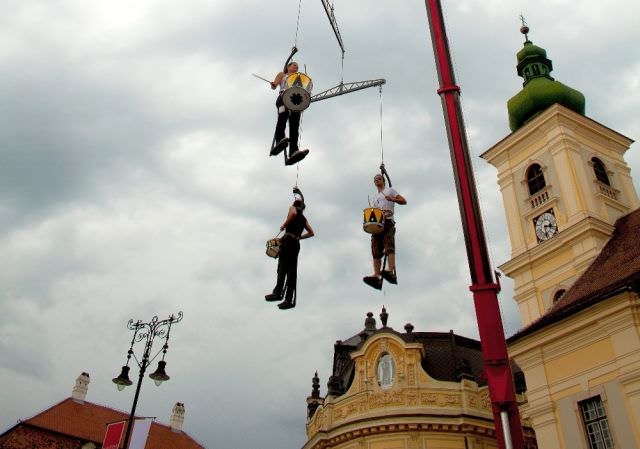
266;238;281;258
282;72;313;112
363;207;385;234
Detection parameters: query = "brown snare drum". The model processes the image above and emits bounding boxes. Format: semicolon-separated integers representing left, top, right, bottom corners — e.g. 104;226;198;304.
363;207;385;234
266;238;281;258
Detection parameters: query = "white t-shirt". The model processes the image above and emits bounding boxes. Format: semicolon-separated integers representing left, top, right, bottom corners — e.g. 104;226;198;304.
373;187;399;219
279;73;292;92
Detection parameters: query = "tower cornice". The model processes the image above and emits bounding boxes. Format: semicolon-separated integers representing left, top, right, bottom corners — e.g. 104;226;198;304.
481;104;634;166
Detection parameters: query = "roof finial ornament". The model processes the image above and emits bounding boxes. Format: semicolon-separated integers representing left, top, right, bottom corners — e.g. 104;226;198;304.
519;14;530;43
307;371;322;418
364;312;376;332
380;306;388;328
311;371;320;398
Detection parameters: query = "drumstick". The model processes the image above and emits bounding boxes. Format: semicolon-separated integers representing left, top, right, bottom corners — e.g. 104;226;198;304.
252;73;272;84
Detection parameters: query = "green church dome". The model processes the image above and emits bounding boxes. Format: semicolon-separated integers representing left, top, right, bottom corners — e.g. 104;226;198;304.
507;26;585;131
516;41;548;67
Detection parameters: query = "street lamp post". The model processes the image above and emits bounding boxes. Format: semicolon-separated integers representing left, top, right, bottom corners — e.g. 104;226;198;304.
112;312;183;449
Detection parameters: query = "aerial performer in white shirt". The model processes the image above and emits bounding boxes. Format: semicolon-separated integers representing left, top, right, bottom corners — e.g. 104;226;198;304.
363;172;407;290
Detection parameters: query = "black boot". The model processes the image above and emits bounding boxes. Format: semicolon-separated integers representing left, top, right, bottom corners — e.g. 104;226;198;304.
265;292;282;302
278;300;295;309
285;149;309;165
363;276;383;290
270;137;289;156
381;270;397;284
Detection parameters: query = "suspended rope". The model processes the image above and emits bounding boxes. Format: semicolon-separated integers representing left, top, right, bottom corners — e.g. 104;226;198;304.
282;115;306;168
294;0;303;47
298;119;304;155
377;86;393;186
292;185;305;209
379;85;384;165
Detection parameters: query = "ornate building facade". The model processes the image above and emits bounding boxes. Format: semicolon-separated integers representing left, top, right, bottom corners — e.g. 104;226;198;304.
302;310;536;449
482;27;640;449
301;23;639;449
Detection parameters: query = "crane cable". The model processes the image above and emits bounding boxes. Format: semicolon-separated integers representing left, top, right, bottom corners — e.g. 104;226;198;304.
294;0;303;47
378;86;392;187
379;85;384;165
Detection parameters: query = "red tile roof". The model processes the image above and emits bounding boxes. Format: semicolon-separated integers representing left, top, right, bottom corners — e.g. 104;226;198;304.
509;208;640;342
0;424;80;449
1;398;205;449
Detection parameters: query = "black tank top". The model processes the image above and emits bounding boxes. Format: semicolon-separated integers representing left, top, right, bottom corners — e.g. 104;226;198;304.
286;208;307;237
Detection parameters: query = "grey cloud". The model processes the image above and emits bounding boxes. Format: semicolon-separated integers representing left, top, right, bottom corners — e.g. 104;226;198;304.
1;1;639;449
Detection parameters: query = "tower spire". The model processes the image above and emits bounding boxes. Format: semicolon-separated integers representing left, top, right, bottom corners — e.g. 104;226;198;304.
507;21;585;131
306;371;323;419
519;14;530;42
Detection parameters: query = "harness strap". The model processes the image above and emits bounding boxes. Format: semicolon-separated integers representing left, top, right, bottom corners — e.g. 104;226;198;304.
380;163;392;188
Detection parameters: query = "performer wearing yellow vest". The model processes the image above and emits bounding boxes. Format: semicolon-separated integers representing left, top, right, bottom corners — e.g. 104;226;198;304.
270;61;309;165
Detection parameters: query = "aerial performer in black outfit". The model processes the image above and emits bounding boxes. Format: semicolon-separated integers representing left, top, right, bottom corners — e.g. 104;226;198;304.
270;60;311;166
265;189;314;309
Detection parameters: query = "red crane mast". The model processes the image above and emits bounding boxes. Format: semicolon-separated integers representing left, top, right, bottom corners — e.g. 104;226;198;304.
423;1;525;448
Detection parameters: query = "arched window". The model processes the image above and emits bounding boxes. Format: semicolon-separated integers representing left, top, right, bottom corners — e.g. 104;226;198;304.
553;289;566;304
592;158;610;186
514;371;527;394
526;164;546;195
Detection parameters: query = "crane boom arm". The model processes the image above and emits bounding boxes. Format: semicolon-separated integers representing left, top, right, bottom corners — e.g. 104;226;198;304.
321;0;345;55
310;79;386;103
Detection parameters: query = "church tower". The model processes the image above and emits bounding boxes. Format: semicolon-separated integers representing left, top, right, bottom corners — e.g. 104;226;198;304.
481;25;639;326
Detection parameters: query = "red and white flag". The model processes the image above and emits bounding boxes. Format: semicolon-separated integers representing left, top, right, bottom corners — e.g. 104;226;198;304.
102;421;126;449
129;417;153;449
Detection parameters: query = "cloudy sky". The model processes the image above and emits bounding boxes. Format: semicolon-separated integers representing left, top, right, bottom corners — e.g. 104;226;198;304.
1;0;639;448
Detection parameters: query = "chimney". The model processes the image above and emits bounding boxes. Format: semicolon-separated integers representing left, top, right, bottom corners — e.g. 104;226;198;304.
170;402;185;433
72;372;90;403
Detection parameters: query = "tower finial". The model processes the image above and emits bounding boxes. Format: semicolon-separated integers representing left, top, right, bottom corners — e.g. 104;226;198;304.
307;371;322;418
311;371;320;398
380;306;388;328
519;14;530;42
364;312;376;332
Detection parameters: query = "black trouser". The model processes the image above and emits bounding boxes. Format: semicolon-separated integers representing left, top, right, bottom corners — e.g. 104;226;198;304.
273;234;300;302
274;95;300;154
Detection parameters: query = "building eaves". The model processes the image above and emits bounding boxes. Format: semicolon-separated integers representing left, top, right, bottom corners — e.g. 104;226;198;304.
508;208;640;343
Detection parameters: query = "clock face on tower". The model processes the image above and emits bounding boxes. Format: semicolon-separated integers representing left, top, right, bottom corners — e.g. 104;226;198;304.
534;210;558;242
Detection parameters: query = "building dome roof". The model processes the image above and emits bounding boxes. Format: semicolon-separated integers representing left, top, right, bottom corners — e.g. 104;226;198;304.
508;76;586;131
516;40;547;64
507;28;585;131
